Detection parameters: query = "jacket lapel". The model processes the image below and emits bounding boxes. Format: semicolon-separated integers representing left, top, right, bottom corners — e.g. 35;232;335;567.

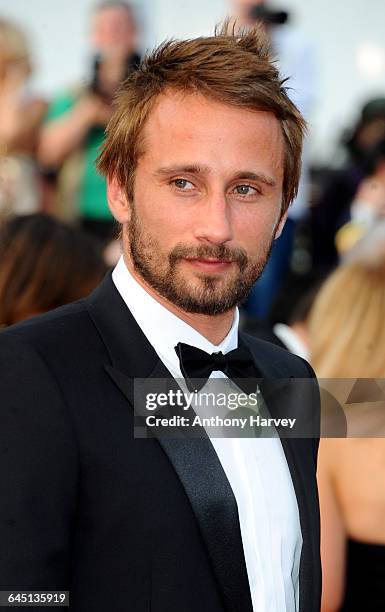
86;275;254;612
241;332;320;612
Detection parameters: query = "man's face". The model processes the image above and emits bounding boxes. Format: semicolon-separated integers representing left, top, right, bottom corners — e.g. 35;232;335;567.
91;6;136;57
110;90;286;315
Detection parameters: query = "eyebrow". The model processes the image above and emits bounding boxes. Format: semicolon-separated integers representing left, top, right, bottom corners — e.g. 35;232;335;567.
154;165;276;187
231;171;276;188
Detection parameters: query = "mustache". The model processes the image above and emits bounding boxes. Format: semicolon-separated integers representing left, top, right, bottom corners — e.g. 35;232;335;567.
169;243;248;271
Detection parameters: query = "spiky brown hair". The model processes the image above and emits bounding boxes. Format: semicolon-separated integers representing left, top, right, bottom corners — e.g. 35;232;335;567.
97;22;306;213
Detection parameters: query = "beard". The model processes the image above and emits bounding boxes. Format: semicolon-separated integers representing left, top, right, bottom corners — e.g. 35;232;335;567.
127;204;274;315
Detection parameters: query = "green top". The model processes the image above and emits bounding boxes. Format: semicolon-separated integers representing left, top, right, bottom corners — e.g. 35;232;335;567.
45;91;111;220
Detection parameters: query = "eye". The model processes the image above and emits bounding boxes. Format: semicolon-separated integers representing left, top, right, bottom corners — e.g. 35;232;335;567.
172;178;195;191
233;184;259;197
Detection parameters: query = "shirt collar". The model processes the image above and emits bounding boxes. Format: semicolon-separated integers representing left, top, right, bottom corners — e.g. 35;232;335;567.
112;256;239;377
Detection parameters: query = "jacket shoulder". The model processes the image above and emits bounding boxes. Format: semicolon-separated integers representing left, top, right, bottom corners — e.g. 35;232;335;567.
0;299;95;356
240;331;315;378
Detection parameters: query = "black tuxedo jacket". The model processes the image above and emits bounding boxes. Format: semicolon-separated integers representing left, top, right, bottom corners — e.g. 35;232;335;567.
0;274;321;612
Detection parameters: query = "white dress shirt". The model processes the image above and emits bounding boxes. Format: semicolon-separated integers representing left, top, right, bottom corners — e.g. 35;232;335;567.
112;256;302;611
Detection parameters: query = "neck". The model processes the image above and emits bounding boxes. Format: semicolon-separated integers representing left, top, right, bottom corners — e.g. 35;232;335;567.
123;255;236;345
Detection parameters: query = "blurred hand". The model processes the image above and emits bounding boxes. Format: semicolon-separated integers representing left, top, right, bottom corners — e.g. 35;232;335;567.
38;93;112;168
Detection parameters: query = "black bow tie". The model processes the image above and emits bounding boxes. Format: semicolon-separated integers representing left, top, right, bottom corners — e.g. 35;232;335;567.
175;342;260;393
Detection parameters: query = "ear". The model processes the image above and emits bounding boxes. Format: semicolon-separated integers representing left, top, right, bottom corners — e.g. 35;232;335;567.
107;176;131;223
274;209;289;240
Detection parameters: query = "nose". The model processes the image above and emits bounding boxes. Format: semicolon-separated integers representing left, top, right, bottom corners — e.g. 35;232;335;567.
193;193;233;245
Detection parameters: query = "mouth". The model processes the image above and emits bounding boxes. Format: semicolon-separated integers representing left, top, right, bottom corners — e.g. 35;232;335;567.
183;257;233;272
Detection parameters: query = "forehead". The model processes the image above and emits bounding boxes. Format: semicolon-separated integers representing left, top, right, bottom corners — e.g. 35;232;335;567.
140;90;285;179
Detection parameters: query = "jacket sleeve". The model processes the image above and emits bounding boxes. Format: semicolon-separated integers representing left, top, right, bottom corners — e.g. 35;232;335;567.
0;332;79;592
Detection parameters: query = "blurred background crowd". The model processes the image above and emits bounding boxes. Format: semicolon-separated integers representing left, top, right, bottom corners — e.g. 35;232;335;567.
0;0;384;610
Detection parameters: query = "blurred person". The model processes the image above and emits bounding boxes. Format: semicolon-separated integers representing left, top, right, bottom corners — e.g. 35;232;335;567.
0;26;321;612
38;1;140;242
345;98;385;168
336;138;385;255
0;19;47;216
231;0;317;319
241;281;322;359
311;98;385;272
344;220;385;266
271;284;318;359
308;240;385;611
0;213;107;327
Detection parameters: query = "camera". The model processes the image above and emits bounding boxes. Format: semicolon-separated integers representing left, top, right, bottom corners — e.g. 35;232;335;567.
249;3;289;25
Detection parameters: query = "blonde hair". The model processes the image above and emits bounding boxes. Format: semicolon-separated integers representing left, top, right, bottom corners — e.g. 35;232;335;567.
98;24;306;214
0;19;31;78
309;256;385;378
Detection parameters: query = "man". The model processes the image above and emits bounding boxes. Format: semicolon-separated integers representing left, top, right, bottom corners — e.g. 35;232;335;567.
38;1;140;242
0;25;321;612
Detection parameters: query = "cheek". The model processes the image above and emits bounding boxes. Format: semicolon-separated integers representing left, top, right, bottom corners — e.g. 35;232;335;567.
135;177;166;222
233;206;280;249
135;202;180;253
140;192;190;235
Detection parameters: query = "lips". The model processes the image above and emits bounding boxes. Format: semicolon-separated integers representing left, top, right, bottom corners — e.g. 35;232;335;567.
189;258;231;264
184;257;233;271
